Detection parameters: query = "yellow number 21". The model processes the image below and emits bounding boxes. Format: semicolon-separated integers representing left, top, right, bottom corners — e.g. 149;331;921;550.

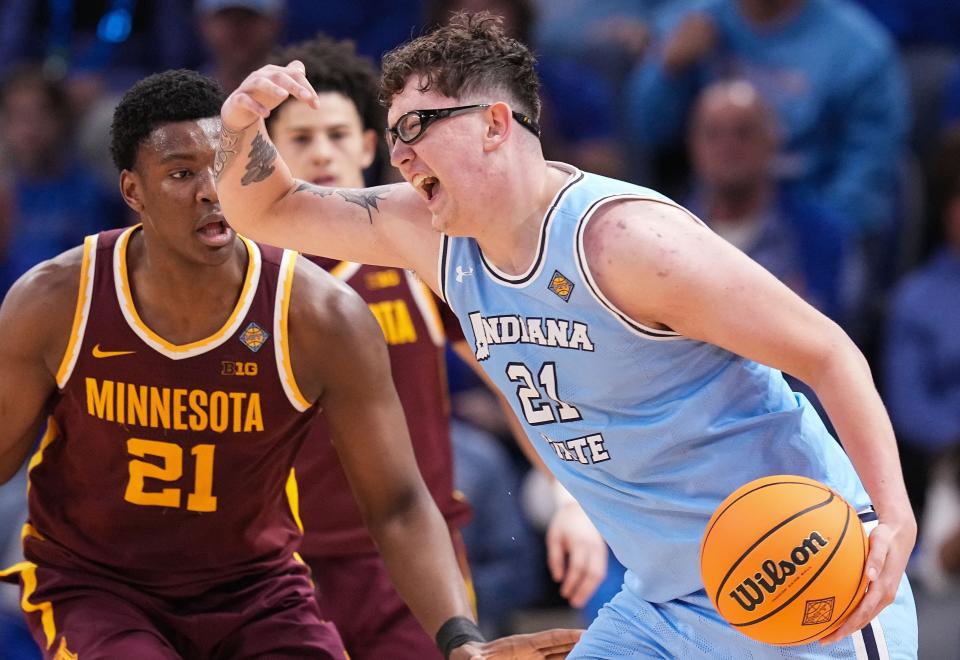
125;438;218;512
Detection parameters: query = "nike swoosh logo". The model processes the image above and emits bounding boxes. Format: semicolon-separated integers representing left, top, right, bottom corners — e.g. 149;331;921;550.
92;344;135;358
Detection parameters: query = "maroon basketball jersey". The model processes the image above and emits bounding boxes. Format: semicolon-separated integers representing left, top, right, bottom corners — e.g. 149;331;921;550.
23;226;320;598
294;259;471;557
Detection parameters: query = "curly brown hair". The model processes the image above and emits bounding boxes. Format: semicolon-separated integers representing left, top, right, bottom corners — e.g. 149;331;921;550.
380;11;541;122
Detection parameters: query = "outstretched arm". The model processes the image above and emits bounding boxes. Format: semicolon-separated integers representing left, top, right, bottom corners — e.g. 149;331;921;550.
584;199;914;644
0;250;80;483
216;62;438;277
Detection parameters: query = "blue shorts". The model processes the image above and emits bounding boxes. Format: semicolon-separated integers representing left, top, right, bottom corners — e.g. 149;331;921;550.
571;573;916;659
572;511;918;660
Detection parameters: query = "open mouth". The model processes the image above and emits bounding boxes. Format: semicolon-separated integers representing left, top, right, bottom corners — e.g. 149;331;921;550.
197;218;233;246
412;173;439;202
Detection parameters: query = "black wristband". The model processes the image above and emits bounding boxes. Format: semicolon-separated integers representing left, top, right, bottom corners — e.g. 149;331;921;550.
436;616;485;659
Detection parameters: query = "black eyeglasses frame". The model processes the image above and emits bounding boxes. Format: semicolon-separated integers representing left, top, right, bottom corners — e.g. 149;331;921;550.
385;103;541;147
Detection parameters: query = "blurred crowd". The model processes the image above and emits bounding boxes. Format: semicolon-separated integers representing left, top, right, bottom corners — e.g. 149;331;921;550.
1;0;959;656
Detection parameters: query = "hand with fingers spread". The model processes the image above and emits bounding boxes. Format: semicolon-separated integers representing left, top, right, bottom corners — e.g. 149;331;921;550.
451;629;584;660
819;512;916;645
546;496;608;609
221;60;320;132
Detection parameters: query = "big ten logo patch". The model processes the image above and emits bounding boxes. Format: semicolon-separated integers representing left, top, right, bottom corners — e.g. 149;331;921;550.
221;361;259;376
368;299;418;345
364;269;401;290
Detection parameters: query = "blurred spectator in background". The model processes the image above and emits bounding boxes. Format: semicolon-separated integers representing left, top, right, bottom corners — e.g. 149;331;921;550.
0;64;120;297
914;452;960;595
685;79;847;319
530;0;672;90
0;1;195;111
626;0;909;242
425;0;626;179
283;0;424;62
941;65;960;138
851;0;960;157
883;128;960;528
197;0;285;93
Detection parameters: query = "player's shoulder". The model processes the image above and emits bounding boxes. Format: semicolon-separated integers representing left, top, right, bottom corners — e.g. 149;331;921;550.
0;245;87;358
3;245;86;317
582;196;705;259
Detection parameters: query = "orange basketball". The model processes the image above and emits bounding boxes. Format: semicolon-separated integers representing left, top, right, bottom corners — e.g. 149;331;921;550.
699;475;869;646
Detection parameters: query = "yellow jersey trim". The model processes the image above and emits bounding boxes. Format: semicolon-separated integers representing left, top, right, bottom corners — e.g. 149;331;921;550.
26;418;59;496
113;225;262;359
285;467;305;533
274;251;311;411
5;561;57;648
329;260;361;280
56;234;98;387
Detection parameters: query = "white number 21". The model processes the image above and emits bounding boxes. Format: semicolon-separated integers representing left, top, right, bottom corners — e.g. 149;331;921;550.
506;362;582;426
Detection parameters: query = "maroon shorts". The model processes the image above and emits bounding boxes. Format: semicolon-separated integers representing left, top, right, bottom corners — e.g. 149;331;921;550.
307;532;472;660
3;560;346;659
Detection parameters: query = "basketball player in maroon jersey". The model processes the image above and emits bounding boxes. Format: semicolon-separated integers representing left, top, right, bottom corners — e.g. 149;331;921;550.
0;70;580;659
264;36;608;659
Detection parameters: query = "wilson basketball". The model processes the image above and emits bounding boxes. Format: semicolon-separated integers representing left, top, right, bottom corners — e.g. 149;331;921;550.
699;475;869;646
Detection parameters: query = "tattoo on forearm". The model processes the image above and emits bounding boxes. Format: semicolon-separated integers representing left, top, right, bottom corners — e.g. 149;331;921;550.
240;132;277;186
336;189;388;223
292;184;390;224
294;182;335;197
214;124;242;182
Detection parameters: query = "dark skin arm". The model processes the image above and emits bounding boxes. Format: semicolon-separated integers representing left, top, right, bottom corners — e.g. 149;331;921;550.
288;258;581;657
0;247;82;483
289;257;472;632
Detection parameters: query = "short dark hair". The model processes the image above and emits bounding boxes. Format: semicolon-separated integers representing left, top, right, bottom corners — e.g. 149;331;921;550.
268;34;384;133
110;69;224;172
380;11;540;122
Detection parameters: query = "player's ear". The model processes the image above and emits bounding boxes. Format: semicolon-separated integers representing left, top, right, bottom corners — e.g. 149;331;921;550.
482;102;512;152
119;169;146;214
361;128;378;169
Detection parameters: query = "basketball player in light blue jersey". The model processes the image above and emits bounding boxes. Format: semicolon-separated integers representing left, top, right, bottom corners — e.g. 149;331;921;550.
214;12;918;659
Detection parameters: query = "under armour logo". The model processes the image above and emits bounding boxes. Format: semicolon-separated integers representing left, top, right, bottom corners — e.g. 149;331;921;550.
455;266;474;282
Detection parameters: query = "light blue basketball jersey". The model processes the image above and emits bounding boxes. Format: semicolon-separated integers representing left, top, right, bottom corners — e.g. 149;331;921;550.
440;163;870;603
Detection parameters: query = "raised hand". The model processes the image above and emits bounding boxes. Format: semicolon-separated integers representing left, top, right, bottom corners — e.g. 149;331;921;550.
220;60;320;132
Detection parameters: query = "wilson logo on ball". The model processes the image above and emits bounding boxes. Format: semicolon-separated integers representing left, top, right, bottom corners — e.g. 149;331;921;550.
700;475;869;646
728;531;829;612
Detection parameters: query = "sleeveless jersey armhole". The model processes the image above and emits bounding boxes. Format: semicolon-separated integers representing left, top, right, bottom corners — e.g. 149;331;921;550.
574;195;690;341
55;234;98;387
273;251;312;411
437;233;451;308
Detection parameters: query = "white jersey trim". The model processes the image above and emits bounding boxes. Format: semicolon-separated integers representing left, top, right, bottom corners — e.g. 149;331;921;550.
56;234;99;388
329;261;362;282
575;194;686;341
438;233;451;306
113;226;263;359
476;162;584;289
274;250;311;411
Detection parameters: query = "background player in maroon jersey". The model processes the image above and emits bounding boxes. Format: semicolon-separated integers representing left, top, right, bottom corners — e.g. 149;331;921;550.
264;35;608;659
0;69;580;659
